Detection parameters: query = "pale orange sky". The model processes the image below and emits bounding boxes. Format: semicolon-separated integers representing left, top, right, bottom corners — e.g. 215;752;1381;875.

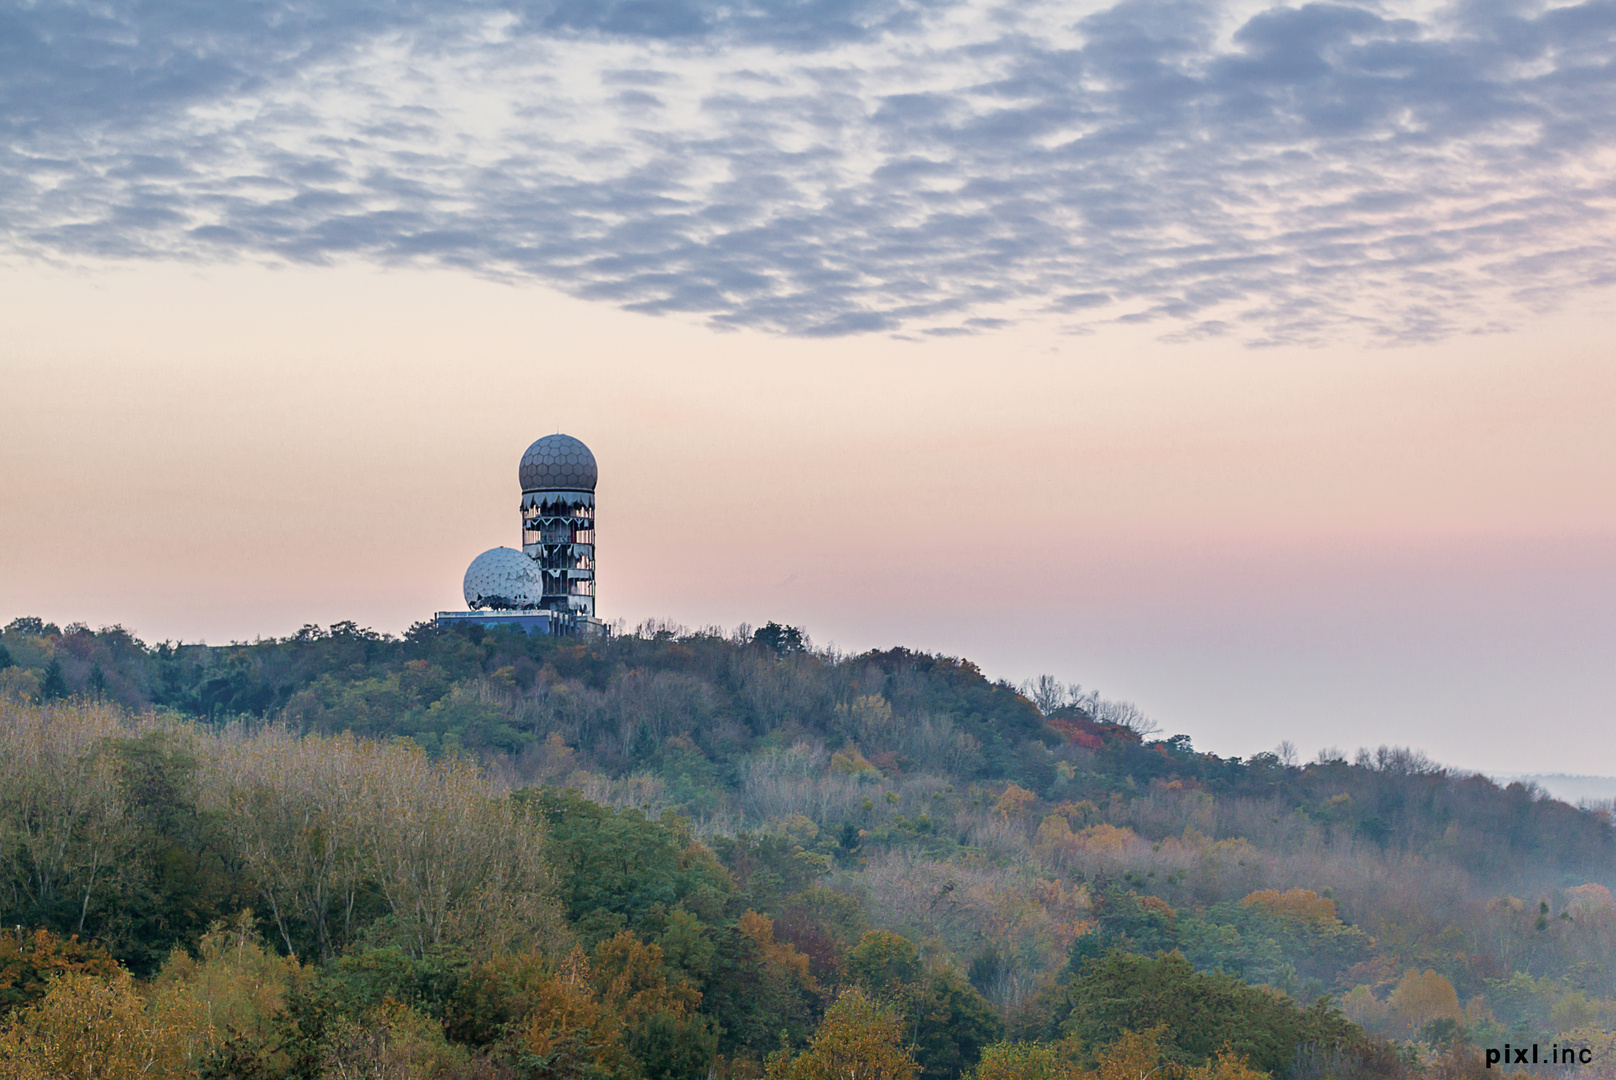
3;258;1613;773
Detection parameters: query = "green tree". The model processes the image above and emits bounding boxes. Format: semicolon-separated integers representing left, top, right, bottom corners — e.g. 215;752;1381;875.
1053;952;1364;1075
753;623;807;656
703;911;821;1061
845;931;1002;1080
39;660;66;702
521;789;731;944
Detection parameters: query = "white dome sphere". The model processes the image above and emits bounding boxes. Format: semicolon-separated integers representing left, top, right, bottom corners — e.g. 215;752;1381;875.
519;433;597;492
463;547;543;611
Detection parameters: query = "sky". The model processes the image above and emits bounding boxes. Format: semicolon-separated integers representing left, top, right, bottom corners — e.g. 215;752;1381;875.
2;0;1614;775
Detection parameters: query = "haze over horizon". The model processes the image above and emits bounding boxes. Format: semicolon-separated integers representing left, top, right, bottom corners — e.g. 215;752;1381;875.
3;0;1614;777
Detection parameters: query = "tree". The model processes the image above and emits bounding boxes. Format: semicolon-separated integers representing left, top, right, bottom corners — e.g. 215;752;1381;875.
592;931;716;1080
1054;952;1365;1075
0;968;212;1079
754;623;807;656
0;929;120;1018
522;788;730;944
1386;969;1460;1035
767;987;919;1080
704;911;821;1059
153;912;308;1058
0;700;131;936
85;664;108;700
39;661;66;702
504;950;638;1080
845;931;1002;1080
971;1038;1086;1080
846;931;922;993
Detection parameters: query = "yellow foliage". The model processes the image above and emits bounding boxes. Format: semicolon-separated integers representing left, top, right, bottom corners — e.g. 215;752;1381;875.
837;695;898;744
766;987;918;1080
1239;889;1340;931
1184;1051;1270;1080
0;968;211;1080
1036;815;1075;847
1338;985;1388;1033
592;931;701;1024
971;1028;1266;1080
971;1038;1087;1080
831;745;884;781
154;912;307;1050
1387;969;1461;1033
995;784;1038;820
767;813;821;845
1559;1028;1616;1080
1550;992;1597;1035
1094;1027;1171;1080
1076;824;1138;855
317;999;473;1079
1051;802;1100;828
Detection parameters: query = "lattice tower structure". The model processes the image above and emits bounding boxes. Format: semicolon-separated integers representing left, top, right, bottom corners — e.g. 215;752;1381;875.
518;434;597;617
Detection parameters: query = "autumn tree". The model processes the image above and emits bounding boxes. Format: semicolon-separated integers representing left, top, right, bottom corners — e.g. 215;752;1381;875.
767;987;919;1080
0;700;131;937
0;928;119;1018
1386;969;1461;1035
970;1038;1086;1080
0;968;211;1079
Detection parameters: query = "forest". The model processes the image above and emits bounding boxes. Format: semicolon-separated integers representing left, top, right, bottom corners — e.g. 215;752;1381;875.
2;615;1615;1080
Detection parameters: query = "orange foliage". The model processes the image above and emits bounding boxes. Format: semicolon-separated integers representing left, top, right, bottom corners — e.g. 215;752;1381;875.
507;948;635;1080
0;928;120;1017
1565;883;1615;913
1046;715;1141;751
1138;896;1176;922
592;931;701;1024
995;784;1038;820
739;911;816;989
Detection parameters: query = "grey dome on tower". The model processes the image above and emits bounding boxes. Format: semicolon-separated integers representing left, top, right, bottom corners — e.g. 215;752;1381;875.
519;433;597;620
520;434;597;492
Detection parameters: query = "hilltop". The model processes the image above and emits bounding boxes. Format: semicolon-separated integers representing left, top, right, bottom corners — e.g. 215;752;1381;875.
1;614;1614;1079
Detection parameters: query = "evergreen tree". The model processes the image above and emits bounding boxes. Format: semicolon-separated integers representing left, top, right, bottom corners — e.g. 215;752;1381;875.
40;658;67;701
86;662;108;699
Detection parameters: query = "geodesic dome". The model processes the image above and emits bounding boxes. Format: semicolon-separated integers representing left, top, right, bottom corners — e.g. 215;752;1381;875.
463;547;544;610
519;433;597;492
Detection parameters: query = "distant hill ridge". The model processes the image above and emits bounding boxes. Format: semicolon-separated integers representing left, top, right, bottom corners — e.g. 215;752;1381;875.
1490;773;1616;805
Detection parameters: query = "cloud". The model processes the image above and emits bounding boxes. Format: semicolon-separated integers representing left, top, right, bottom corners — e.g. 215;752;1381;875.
4;0;1616;343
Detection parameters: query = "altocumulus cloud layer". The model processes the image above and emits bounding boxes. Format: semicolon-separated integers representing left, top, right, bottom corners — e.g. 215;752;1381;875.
6;0;1616;341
